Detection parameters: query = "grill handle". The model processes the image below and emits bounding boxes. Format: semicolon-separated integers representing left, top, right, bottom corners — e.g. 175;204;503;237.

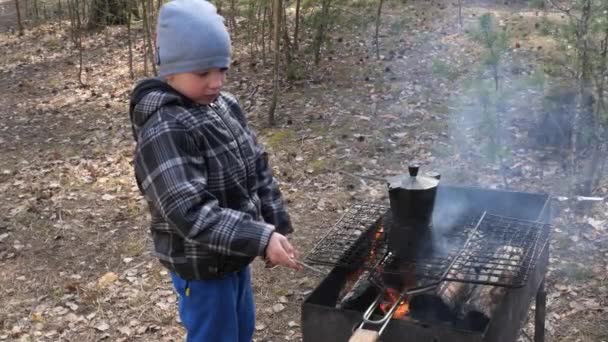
355;285;437;336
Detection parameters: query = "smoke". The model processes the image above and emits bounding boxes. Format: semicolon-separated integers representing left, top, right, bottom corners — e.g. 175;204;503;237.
428;13;562;192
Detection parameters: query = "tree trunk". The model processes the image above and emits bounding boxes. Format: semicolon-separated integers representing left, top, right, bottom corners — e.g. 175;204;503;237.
141;0;157;76
268;0;281;126
89;0;129;28
570;0;593;191
293;0;301;51
313;0;331;65
33;0;38;21
261;4;267;65
126;0;134;79
68;0;85;86
458;0;463;29
14;0;24;36
282;6;292;66
229;0;238;36
374;0;384;59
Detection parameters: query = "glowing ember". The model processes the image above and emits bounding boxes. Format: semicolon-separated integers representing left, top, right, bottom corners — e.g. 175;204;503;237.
379;288;410;319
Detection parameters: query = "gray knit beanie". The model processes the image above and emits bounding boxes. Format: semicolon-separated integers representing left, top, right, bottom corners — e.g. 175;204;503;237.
156;0;231;77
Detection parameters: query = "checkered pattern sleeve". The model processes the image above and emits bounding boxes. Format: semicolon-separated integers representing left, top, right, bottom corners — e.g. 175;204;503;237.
133;115;275;257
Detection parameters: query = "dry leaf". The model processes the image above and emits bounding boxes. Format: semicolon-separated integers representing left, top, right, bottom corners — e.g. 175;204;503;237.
95;321;110;332
255;323;267;331
98;272;118;287
101;194;115;201
117;326;132;336
272;303;286;313
587;217;605;231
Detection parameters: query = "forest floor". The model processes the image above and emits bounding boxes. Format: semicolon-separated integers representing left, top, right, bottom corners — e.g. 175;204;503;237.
0;0;606;341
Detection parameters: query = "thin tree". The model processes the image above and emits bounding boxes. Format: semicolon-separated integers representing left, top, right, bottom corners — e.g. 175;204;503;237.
293;0;301;51
282;5;292;66
374;0;384;59
141;0;157;76
68;0;85;86
33;0;39;22
313;0;331;65
458;0;463;30
246;1;255;58
14;0;24;36
261;3;267;64
126;0;134;79
268;0;281;126
228;0;238;36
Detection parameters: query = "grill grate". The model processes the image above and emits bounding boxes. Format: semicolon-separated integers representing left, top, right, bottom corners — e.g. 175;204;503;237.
304;203;551;289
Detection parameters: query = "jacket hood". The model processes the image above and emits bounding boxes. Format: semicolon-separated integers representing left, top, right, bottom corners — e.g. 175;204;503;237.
129;78;186;141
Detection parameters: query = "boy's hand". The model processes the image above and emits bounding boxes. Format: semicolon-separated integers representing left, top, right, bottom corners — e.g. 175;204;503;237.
265;232;302;271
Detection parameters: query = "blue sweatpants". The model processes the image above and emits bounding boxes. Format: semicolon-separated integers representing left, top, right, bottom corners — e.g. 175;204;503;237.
170;267;255;342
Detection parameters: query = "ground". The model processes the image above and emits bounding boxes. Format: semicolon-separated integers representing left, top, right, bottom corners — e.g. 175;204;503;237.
0;0;606;341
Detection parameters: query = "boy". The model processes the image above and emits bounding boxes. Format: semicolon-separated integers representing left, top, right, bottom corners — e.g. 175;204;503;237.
129;1;300;341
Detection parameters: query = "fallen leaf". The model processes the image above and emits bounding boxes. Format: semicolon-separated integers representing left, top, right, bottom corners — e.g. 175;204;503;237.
117;326;132;336
587;217;605;231
66;302;78;311
30;312;44;323
95;321;110;332
101;194;115;201
255;323;267;331
272;303;286;313
98;272;118;287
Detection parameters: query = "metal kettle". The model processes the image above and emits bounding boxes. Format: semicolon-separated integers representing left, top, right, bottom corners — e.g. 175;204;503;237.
387;165;440;228
386;165;440;259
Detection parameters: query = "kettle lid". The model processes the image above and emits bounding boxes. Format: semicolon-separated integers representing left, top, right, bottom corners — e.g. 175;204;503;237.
387;165;440;190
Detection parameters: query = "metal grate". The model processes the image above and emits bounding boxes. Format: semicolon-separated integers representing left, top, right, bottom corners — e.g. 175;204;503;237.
304;203;389;271
443;214;551;287
304;203;551;289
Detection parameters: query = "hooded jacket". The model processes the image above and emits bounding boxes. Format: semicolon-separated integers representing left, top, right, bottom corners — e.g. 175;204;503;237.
129;78;293;279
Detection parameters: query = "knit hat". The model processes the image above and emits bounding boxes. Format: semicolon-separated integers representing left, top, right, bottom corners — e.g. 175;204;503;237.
155;0;231;77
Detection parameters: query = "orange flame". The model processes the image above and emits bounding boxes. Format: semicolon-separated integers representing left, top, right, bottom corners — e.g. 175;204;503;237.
379;288;410;319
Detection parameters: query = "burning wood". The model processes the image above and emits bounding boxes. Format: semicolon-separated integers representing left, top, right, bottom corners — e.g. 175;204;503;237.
461;245;523;320
435;265;475;312
337;270;376;310
435;232;484;312
337;223;386;309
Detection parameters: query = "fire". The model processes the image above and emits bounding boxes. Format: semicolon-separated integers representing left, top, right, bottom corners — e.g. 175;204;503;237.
379;288;410;319
341;222;411;320
368;224;384;261
340;224;386;297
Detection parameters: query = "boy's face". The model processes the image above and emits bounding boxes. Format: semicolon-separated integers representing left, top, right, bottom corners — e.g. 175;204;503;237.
166;68;227;105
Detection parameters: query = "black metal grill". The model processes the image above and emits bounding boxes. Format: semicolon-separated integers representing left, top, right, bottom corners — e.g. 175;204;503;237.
302;186;553;342
304;203;551;289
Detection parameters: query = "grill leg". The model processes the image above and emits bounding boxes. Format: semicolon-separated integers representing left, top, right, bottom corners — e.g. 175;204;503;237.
534;278;546;342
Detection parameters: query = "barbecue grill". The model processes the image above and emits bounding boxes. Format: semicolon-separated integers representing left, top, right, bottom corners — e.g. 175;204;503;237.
301;185;552;342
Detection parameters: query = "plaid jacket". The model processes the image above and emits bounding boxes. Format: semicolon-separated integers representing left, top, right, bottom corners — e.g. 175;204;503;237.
129;78;293;280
